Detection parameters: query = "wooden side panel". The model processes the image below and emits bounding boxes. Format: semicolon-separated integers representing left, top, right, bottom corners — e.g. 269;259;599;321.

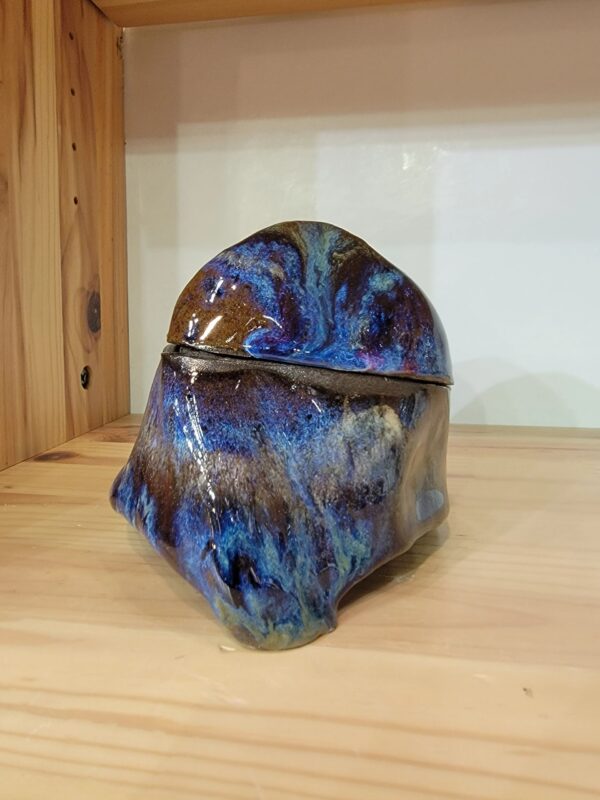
0;0;66;469
0;0;129;470
91;0;415;27
55;0;129;440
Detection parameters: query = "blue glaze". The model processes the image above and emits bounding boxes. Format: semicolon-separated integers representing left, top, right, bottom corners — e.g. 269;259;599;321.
168;221;452;385
112;352;449;649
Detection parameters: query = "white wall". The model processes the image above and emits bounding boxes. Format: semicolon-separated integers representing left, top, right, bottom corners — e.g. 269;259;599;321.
125;0;600;427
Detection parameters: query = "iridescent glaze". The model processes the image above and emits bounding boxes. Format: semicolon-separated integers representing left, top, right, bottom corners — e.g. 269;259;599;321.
111;350;449;649
168;221;452;385
112;222;452;649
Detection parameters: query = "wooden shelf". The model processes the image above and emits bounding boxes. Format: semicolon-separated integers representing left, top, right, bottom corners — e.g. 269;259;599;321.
1;419;599;798
92;0;434;27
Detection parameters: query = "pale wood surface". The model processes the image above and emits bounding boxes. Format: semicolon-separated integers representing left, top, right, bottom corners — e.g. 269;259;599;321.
1;417;599;799
0;0;129;470
92;0;454;27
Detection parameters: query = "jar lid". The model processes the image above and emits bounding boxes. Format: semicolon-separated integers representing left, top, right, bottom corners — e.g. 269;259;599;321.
167;221;452;385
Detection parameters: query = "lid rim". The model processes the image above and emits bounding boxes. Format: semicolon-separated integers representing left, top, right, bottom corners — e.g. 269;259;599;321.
166;343;454;388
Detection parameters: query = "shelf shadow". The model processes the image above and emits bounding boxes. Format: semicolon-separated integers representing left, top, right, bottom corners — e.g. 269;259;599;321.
338;522;449;612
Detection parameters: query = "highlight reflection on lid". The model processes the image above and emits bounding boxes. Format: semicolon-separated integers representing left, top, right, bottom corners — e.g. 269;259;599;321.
168;221;452;385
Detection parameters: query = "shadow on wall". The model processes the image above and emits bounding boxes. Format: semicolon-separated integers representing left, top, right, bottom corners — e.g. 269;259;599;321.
124;0;600;259
126;0;600;136
124;0;600;234
124;0;600;420
452;359;600;427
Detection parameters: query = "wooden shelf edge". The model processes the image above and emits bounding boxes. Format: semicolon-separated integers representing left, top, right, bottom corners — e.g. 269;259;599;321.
90;0;448;28
449;423;600;439
94;414;600;440
8;414;597;474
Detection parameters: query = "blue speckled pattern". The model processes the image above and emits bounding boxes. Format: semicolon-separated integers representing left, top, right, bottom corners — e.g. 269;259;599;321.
168;221;452;385
111;351;449;649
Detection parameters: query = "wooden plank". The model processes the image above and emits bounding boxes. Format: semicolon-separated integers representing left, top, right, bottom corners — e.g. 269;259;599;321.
0;0;129;470
0;0;66;469
91;0;425;27
0;420;599;798
55;0;129;439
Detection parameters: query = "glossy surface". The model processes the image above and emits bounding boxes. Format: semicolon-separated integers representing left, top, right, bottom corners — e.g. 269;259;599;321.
168;222;452;385
111;350;449;649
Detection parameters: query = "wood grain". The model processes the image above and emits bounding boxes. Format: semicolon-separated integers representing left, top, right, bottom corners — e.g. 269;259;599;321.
55;0;129;439
91;0;457;27
0;0;66;469
1;418;599;799
0;0;129;470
